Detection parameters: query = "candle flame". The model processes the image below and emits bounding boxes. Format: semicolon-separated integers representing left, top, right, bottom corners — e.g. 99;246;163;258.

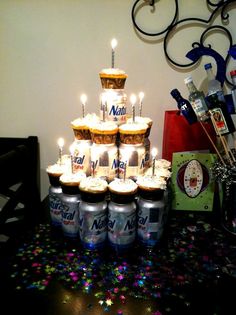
139;92;144;102
57;137;64;148
130;94;137;106
80;94;87;104
111;38;118;50
151;147;158;158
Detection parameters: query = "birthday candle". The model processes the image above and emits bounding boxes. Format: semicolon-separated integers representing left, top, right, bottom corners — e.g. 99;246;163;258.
138;92;144;117
57;137;64;165
80;94;87;118
130;94;137;123
151;147;158;176
111;38;117;68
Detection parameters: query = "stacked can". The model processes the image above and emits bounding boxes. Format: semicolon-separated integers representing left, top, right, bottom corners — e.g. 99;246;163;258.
118;121;148;181
107;178;138;252
59;172;86;239
99;68;128;126
79;177;108;250
136;176;167;248
46;163;65;229
90;121;119;182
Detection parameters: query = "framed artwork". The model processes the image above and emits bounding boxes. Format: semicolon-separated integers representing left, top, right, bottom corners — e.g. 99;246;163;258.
171;152;218;211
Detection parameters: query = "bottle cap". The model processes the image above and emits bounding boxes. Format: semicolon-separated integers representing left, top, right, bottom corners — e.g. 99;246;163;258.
184;76;193;84
230;69;236;77
204;63;212;70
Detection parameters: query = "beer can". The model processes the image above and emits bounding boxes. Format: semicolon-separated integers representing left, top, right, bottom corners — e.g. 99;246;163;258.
101;89;127;125
137;191;165;248
79;197;107;250
90;143;118;182
72;139;92;176
108;197;137;251
61;193;80;239
48;185;63;228
118;143;145;181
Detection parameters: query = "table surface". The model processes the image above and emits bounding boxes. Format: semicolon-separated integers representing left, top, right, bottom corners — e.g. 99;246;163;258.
0;208;236;315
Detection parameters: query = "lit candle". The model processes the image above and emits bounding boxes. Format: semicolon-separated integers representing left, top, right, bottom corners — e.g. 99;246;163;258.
151;147;158;177
69;144;75;174
80;94;87;118
57;137;64;165
111;38;117;68
130;94;137;123
123;161;127;182
138;92;144;117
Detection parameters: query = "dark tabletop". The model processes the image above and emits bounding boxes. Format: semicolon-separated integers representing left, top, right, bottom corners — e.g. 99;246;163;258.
0;209;236;315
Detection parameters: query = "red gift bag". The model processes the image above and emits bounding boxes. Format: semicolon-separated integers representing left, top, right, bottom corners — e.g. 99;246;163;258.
162;110;217;162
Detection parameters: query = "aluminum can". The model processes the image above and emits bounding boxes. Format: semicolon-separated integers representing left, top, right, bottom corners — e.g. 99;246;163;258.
108;198;137;251
79;199;107;250
72;139;92;176
101;89;127;125
137;192;165;248
90;143;118;182
118;143;145;181
144;137;151;170
61;193;80;239
48;185;63;227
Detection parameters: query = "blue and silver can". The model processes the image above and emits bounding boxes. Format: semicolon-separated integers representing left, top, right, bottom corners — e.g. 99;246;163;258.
60;180;81;239
108;198;137;251
137;188;165;248
79;197;107;250
49;185;63;228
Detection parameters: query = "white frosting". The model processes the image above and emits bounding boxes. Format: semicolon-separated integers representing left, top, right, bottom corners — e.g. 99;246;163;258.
127;116;152;126
71;113;100;128
91;121;118;132
79;176;108;193
100;68;126;75
145;167;172;179
119;122;148;132
60;171;86;184
136;175;167;190
108;178;138;194
155;159;171;169
46;163;67;175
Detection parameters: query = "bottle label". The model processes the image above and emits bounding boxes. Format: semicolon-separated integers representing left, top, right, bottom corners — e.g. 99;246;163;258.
191;98;207;116
210;108;229;135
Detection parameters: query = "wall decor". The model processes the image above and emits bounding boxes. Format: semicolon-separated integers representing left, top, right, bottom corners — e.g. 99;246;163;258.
131;0;236;86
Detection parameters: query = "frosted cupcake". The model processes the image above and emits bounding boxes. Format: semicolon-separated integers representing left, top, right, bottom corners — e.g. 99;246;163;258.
79;176;108;201
136;175;166;200
59;171;86;194
90;121;118;144
71;113;100;140
46;163;67;187
108;178;138;203
99;68;128;89
119;121;148;144
145;166;172;180
127;116;153;138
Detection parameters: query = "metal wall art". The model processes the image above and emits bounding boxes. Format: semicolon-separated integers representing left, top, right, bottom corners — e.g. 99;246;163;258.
131;0;236;86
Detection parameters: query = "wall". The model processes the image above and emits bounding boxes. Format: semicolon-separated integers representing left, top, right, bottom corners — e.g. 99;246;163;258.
0;0;235;199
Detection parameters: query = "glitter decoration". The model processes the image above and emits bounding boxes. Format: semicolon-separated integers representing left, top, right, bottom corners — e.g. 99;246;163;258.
7;214;236;314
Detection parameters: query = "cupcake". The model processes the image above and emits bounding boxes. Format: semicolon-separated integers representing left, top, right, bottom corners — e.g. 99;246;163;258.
108;178;138;203
99;68;128;89
145;166;172;180
119;121;148;144
136;175;166;200
127;116;153;138
46;163;67;187
59;171;86;194
90;121;118;144
79;176;108;202
71;113;100;140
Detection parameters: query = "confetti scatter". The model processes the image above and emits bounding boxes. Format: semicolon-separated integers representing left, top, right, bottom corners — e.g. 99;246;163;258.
9;214;236;313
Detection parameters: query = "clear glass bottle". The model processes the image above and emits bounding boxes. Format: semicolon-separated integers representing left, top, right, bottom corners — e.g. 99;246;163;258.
230;69;236;112
204;63;235;135
170;88;198;124
184;76;209;122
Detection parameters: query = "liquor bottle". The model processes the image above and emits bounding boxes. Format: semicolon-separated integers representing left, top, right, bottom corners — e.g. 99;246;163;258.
230;69;236;112
184;76;209;122
204;63;235;135
170;88;198;124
